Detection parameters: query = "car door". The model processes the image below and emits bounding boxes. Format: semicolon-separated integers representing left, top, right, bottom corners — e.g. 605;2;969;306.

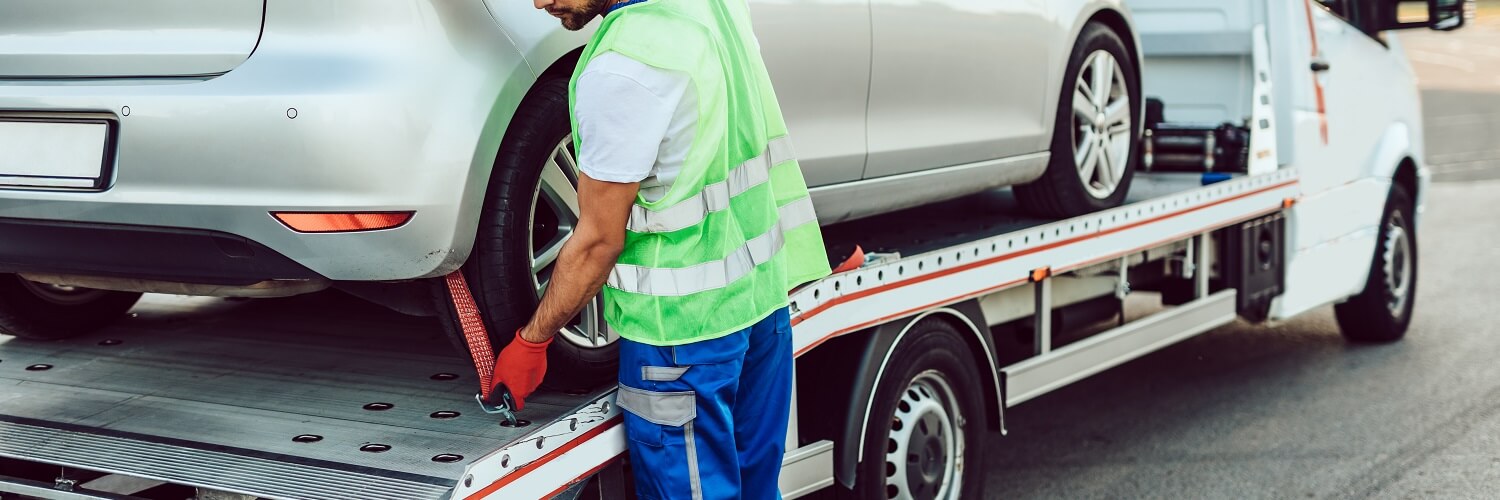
861;0;1052;179
750;0;872;188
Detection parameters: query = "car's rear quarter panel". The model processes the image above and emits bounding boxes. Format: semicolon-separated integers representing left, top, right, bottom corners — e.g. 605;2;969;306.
0;1;537;282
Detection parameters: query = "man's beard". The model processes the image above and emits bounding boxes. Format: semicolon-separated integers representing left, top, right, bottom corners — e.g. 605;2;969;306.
554;0;609;31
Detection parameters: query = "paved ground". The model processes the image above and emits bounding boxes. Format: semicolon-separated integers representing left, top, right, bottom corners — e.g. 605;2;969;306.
981;13;1500;499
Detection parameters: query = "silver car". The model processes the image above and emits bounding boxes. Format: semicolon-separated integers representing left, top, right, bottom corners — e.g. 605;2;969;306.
0;0;1141;385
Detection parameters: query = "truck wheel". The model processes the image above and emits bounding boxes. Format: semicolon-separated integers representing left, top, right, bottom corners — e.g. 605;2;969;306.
1335;185;1417;342
0;274;142;340
849;319;985;500
441;75;615;390
1015;22;1140;217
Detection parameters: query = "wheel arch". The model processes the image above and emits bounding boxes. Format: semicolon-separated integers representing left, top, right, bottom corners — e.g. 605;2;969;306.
1043;2;1144;140
1086;6;1144;134
447;44;587;272
819;302;1003;489
539;46;586;82
1367;121;1424;228
1392;156;1421;227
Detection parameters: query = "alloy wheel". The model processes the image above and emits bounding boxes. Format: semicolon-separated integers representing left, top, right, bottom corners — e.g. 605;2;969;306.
1072;50;1132;200
529;136;614;349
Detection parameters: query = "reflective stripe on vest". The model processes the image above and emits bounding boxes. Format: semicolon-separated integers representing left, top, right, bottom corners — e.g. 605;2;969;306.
626;136;795;234
570;0;833;345
607;195;818;296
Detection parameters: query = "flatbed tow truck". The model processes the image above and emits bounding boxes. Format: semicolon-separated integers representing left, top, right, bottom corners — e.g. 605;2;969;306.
0;0;1457;498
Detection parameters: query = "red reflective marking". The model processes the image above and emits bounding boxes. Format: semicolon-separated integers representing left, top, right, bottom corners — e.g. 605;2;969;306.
791;180;1298;357
539;452;628;499
492;180;1301;492
1303;0;1330;144
466;416;624;500
270;211;413;233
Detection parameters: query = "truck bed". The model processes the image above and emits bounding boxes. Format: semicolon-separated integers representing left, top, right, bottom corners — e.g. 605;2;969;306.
0;169;1298;499
0;292;607;500
821;174;1210;264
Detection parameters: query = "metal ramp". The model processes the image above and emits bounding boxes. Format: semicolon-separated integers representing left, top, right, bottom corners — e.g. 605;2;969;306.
0;292;605;500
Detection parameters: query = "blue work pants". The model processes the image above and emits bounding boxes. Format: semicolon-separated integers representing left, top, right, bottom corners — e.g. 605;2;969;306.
615;307;793;500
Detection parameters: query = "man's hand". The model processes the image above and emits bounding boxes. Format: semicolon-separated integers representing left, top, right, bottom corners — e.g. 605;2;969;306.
490;330;551;410
495;173;639;408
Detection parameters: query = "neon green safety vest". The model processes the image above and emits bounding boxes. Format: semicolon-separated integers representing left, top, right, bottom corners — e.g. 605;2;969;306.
568;0;831;346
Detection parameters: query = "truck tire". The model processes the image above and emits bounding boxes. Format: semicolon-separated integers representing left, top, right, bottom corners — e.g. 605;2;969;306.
440;75;616;390
1015;22;1140;218
846;319;985;500
1335;184;1417;342
0;274;142;340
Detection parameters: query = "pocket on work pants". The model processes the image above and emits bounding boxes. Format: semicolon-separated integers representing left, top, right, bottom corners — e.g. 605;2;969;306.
617;336;746;500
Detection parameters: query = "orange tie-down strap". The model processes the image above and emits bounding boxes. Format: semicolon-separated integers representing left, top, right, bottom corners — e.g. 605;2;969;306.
443;271;498;400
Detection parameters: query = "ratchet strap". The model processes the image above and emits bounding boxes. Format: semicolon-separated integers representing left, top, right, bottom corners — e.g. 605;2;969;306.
443;271;498;400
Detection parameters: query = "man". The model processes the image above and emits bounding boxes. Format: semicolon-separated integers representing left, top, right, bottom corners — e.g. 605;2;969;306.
489;0;832;496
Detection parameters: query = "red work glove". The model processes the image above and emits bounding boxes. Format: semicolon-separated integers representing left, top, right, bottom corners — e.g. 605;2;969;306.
490;330;552;411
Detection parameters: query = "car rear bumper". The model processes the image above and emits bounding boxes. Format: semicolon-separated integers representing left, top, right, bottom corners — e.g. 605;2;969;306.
0;1;535;283
0;217;320;286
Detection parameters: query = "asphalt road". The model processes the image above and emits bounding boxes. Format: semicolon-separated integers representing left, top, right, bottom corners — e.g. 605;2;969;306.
980;17;1500;500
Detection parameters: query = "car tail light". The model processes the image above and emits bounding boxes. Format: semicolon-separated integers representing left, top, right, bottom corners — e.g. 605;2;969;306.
271;212;414;233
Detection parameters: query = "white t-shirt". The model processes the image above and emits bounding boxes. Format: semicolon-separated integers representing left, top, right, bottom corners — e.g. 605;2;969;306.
574;51;697;203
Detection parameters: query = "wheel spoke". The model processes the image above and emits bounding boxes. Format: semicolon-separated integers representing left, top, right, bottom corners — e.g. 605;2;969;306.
1098;134;1122;186
573;302;600;347
1078;137;1101;184
594;297;614;344
1074;89;1097;121
539;157;580;223
1096;135;1115;186
1104;100;1130;128
553;142;579;173
1108;131;1131;183
532;232;571;274
1092;54;1115;109
530;136;612;351
1075;128;1096;165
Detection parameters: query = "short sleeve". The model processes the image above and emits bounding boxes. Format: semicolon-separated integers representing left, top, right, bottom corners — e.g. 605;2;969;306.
574;54;682;184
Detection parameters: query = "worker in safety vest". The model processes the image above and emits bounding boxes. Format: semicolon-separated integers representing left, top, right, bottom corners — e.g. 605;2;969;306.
490;0;832;496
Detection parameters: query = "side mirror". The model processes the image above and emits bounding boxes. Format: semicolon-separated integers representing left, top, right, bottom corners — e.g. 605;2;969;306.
1376;0;1473;32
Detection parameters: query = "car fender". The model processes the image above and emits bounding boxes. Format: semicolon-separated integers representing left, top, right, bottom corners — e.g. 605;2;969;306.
1039;0;1143;146
481;0;596;78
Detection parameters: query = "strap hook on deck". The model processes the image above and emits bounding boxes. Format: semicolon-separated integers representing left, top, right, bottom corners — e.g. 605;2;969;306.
441;271;520;426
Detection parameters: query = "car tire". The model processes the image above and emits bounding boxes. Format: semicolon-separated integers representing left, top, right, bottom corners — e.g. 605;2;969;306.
0;274;142;340
1335;184;1417;343
1015;22;1140;218
434;75;616;390
844;318;986;500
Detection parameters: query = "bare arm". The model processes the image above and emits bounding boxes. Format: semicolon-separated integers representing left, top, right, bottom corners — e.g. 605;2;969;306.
517;173;639;344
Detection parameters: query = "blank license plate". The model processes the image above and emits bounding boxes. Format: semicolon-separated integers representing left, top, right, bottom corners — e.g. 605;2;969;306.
0;119;109;189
